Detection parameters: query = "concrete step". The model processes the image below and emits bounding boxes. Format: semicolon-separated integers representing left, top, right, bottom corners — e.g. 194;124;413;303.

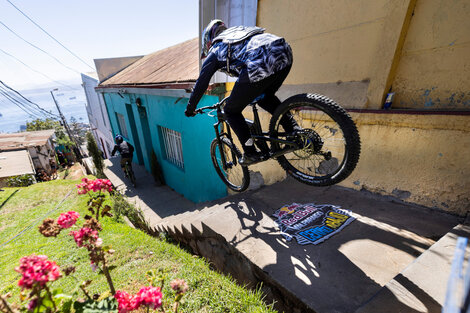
356;224;470;313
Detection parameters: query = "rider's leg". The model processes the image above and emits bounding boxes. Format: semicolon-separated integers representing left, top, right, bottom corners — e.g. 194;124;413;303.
256;65;299;133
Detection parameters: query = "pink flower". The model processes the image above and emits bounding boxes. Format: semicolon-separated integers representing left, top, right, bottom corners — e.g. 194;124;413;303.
170;279;189;294
69;227;99;249
15;255;61;290
136;286;162;309
77;178;113;194
57;211;80;229
114;290;140;313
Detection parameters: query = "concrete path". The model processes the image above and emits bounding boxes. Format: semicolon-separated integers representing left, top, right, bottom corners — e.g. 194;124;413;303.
104;159;462;313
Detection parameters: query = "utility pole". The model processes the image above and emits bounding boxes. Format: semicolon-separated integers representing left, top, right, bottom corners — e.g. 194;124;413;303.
50;89;83;159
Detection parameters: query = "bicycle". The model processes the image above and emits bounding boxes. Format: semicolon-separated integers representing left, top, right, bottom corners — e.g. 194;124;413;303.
194;93;361;192
123;160;136;188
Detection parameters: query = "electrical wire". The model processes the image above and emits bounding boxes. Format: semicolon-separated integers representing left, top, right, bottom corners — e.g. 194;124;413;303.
5;0;94;71
0;80;60;118
0;20;81;75
0;47;75;90
0;84;60;121
0;87;38;118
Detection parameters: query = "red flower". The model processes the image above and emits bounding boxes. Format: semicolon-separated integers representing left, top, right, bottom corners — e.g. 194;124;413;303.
15;255;61;290
114;290;140;313
77;178;113;194
136;286;163;309
57;211;80;229
69;227;99;248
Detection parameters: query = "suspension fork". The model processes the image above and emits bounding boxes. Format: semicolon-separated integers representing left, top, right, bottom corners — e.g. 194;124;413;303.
213;119;237;171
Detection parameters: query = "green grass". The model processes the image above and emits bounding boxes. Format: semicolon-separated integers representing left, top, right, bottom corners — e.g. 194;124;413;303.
0;180;276;313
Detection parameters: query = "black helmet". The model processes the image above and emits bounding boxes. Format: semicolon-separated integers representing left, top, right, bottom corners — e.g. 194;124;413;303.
201;19;227;59
115;135;123;144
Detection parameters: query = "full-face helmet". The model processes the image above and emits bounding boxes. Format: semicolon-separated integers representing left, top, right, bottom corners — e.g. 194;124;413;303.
115;135;123;144
201;19;227;59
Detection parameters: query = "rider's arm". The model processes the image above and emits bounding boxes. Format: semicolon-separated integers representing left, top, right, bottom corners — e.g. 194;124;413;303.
186;53;221;112
111;145;118;157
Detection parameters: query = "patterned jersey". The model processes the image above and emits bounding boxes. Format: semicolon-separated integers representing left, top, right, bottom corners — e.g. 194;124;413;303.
209;32;293;83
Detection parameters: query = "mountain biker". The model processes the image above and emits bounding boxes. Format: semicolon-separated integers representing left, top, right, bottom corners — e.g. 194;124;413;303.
111;135;135;177
185;19;299;165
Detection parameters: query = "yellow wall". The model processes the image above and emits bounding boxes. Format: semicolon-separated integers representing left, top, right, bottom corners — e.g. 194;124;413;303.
391;0;470;109
257;0;416;109
240;106;470;215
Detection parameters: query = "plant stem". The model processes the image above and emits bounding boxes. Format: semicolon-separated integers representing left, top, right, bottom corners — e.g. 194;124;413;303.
44;285;57;312
101;256;115;295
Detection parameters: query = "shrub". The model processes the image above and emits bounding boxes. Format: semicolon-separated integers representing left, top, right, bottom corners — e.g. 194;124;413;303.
6;174;35;187
86;132;105;178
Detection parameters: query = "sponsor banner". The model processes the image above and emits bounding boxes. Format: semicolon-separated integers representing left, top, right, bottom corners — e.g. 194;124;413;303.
272;203;355;245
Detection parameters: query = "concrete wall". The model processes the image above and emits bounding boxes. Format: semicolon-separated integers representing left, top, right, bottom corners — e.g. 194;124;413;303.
257;0;416;109
102;89;227;203
391;0;470;109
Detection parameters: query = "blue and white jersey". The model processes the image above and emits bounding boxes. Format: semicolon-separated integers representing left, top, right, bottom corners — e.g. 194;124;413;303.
209;32;293;83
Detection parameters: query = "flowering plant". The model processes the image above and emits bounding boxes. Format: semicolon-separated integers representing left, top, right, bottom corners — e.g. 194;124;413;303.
1;178;189;313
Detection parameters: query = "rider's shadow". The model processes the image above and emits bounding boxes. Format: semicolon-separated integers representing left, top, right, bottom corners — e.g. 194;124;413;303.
214;179;456;313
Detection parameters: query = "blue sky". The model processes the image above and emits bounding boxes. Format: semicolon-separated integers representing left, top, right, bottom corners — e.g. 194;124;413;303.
0;0;199;90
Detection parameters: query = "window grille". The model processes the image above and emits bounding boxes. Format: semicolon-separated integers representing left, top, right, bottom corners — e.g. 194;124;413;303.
160;126;184;169
116;113;128;138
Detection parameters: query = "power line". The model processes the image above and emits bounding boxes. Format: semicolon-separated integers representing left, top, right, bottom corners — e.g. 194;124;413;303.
0;80;60;118
5;0;94;71
0;87;39;118
0;86;52;119
0;20;81;74
0;47;75;90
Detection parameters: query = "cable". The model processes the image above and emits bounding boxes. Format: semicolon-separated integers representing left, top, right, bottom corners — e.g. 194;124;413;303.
0;20;81;74
0;85;56;119
0;189;73;249
0;47;75;90
5;0;94;71
0;87;39;118
0;80;60;118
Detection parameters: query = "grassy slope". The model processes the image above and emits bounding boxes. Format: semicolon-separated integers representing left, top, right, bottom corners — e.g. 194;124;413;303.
0;180;276;313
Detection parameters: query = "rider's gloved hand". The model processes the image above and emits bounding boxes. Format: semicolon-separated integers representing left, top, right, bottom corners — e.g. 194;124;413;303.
184;108;196;117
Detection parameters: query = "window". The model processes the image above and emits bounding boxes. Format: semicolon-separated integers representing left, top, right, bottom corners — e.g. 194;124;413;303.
160;126;184;169
116;113;128;138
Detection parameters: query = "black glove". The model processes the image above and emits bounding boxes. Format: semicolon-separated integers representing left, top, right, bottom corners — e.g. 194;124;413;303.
185;106;196;117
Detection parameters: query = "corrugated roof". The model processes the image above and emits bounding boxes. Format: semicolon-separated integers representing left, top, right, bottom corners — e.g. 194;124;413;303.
100;38;199;87
0;150;35;178
0;130;55;151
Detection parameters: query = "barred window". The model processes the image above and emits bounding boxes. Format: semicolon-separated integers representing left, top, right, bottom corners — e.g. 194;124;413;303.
160;126;184;169
116;113;128;138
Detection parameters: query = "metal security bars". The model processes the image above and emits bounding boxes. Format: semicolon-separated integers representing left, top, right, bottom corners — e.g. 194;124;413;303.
160;126;184;169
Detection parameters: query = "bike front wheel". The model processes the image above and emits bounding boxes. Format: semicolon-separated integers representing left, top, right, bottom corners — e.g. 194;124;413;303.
269;93;361;186
210;137;250;192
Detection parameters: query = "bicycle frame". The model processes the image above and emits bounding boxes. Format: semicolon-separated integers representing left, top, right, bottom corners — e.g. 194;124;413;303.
197;97;301;167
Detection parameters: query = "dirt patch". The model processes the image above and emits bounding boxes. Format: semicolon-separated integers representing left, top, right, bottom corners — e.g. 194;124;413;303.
62;163;86;180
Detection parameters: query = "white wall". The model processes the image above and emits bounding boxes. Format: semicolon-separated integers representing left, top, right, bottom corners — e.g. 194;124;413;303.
81;73;114;158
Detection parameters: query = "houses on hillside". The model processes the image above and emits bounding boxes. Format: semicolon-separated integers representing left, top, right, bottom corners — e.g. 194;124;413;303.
0;130;56;185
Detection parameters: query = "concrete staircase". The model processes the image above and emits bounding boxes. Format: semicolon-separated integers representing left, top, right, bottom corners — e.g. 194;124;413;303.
149;179;462;313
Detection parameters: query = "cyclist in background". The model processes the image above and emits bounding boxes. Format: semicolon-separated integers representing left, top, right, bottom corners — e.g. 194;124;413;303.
111;135;134;177
185;19;299;165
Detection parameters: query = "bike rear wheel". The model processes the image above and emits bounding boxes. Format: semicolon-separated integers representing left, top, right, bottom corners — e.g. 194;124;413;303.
210;137;250;192
269;93;361;186
126;163;136;187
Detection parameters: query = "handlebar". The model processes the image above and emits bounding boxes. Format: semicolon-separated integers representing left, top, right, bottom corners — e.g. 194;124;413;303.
195;96;230;115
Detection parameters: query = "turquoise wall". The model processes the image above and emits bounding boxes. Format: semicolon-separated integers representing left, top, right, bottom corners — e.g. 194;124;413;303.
103;91;227;203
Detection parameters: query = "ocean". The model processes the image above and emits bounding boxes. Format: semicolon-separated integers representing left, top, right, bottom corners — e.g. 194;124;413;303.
0;84;89;133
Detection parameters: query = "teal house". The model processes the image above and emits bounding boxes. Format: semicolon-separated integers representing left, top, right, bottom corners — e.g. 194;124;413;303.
95;38;227;202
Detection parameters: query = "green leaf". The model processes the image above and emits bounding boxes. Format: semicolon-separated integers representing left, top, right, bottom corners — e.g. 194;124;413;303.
73;296;118;313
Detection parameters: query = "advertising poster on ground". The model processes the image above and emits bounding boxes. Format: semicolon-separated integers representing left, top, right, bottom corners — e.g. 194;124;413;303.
272;203;355;245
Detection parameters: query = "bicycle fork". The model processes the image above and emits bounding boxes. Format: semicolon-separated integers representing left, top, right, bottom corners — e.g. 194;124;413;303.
213;120;238;171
